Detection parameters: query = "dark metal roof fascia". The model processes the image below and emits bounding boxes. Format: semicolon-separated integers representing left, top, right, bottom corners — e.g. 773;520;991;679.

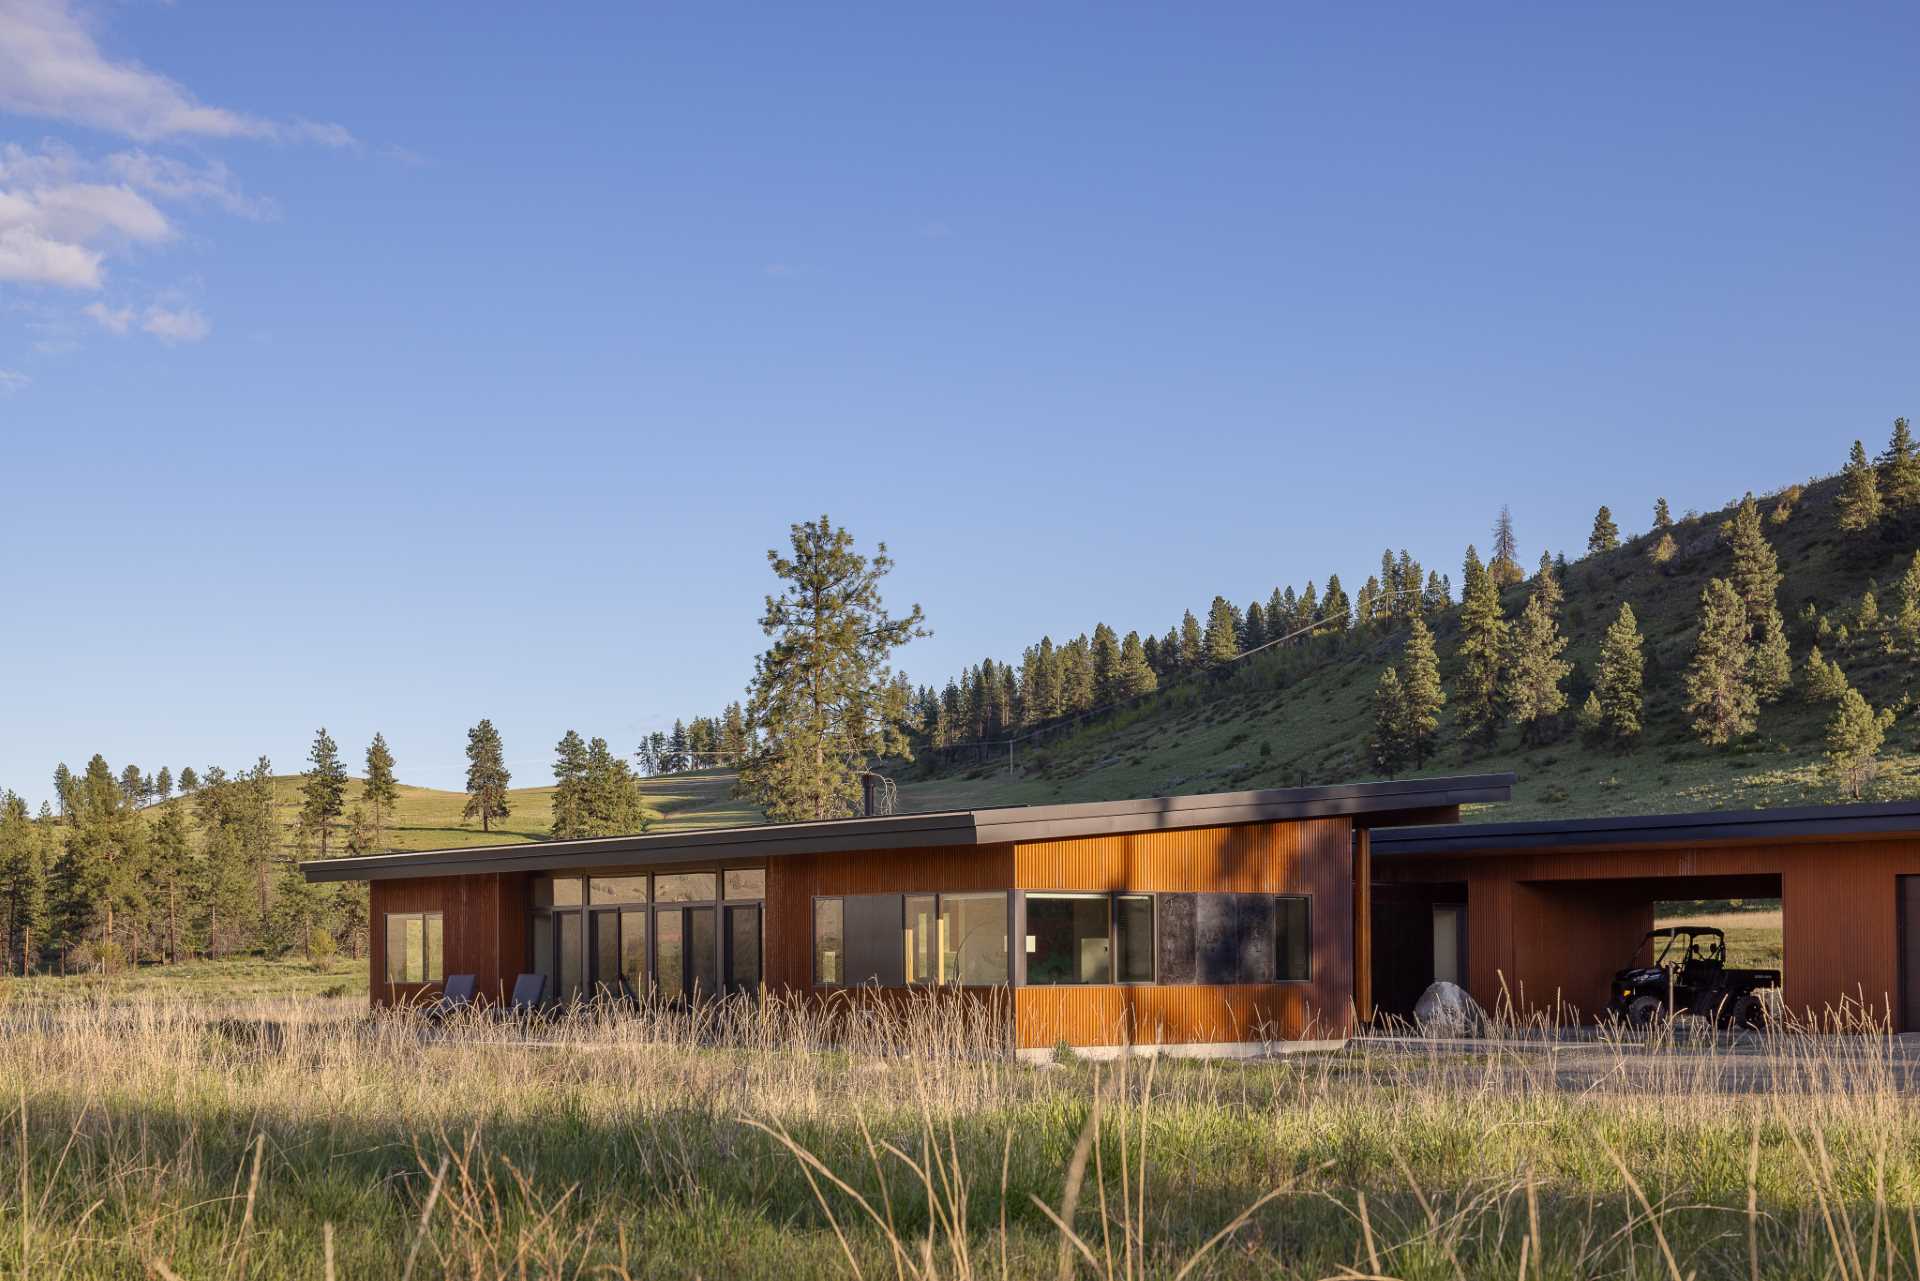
300;810;981;882
1370;798;1920;856
302;772;1516;883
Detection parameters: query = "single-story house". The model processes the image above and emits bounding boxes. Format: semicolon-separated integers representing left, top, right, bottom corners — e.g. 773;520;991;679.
301;773;1512;1056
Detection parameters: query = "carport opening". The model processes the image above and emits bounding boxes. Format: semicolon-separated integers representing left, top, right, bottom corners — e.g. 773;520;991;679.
1653;895;1782;972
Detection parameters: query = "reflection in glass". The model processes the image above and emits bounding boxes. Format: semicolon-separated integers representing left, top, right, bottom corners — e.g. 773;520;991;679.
655;873;718;902
689;907;718;997
655;909;684;997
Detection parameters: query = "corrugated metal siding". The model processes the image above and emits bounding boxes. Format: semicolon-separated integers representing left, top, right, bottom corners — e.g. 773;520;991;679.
1012;818;1354;1046
368;872;527;1007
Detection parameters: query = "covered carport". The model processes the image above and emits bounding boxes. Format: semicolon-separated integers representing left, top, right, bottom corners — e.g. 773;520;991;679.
1367;801;1920;1029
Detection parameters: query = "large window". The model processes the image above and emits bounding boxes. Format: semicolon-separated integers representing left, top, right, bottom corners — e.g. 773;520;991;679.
1277;896;1310;981
814;893;1010;987
528;870;762;1002
384;912;443;984
1026;894;1112;985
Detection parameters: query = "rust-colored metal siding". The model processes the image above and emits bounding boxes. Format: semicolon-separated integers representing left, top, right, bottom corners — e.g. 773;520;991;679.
1012;817;1353;1047
368;872;526;1007
1379;834;1920;1026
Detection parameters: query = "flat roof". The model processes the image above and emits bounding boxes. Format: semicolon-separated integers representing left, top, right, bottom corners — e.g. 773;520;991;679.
302;772;1515;883
1371;797;1920;857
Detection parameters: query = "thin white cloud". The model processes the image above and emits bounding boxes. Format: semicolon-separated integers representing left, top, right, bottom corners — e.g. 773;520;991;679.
139;303;206;343
85;298;209;343
104;150;274;220
0;367;27;393
81;299;129;331
0;142;173;289
0;0;351;145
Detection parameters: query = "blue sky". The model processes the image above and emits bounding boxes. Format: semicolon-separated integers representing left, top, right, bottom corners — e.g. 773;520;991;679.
1;1;1915;803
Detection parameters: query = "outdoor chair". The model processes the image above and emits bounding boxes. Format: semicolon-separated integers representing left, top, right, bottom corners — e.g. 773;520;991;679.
425;973;477;1020
507;972;549;1017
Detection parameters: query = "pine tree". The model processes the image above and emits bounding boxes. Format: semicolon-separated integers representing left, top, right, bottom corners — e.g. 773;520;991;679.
1090;623;1121;703
1506;590;1571;747
300;728;348;858
1203;596;1239;668
1456;544;1509;745
50;764;73;821
1058;637;1095;711
1369;667;1409;776
1177;611;1204;668
1587;506;1620;556
1242;601;1267;652
721;702;751;760
1649;532;1679;567
1422;570;1450;615
1825;687;1895;799
119;763;145;810
550;730;590;839
668;719;690;771
462;719;512;832
177;766;198;795
1727;492;1790;703
0;795;46;973
1727;493;1782;628
1685;579;1758;745
740;517;927;822
1021;638;1060;722
1577;691;1607;745
1114;631;1157;698
1892;553;1920;656
1653;497;1673;531
153;767;173;804
1400;616;1445;766
1297;581;1320;634
148;805;194;963
1595;603;1646;745
1490;506;1523;587
584;737;647;835
1355;577;1380;629
362;733;398;847
1752;612;1792;704
1800;646;1849;703
1320;576;1350;632
1878;418;1920;513
1532;551;1563;613
1836;440;1883;532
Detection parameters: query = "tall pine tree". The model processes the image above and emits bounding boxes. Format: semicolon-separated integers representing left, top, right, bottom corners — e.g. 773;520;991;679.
740;517;926;822
550;730;590;839
1203;596;1240;668
1400;616;1445;766
1456;544;1509;745
1685;579;1758;745
1586;506;1621;556
1506;584;1571;747
362;733;398;847
1836;439;1883;532
1878;418;1920;514
1595;602;1646;746
1489;506;1523;587
463;719;513;832
300;728;348;858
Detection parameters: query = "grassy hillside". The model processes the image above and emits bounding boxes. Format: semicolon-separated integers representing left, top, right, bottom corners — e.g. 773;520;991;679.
897;466;1920;821
159;767;763;856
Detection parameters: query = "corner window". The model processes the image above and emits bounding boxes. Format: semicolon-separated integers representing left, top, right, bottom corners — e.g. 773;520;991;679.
1026;894;1111;985
384;912;443;984
1115;895;1154;983
814;897;844;985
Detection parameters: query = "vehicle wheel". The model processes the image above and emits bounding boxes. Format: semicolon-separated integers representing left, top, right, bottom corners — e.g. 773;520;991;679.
1626;995;1665;1027
1727;994;1764;1030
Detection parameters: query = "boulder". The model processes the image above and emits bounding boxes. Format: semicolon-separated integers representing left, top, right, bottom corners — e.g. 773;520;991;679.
1413;981;1486;1038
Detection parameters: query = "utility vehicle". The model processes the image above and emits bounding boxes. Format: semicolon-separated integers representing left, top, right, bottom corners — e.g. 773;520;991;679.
1608;925;1779;1029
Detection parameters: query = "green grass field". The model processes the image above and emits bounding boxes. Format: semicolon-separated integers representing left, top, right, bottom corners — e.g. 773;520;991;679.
0;990;1911;1278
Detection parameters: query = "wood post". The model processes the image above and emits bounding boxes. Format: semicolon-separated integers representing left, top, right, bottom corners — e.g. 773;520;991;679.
1353;826;1372;1029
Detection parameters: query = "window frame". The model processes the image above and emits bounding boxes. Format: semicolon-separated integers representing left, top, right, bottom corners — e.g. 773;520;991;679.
812;892;1013;989
1274;893;1312;983
813;895;847;987
1023;892;1115;987
528;868;764;1002
383;910;444;985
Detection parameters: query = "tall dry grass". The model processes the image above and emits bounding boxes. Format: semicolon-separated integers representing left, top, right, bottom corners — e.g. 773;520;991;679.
0;988;1914;1277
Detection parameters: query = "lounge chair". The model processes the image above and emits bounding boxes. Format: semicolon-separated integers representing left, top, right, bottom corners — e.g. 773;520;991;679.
507;972;548;1016
425;974;477;1020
